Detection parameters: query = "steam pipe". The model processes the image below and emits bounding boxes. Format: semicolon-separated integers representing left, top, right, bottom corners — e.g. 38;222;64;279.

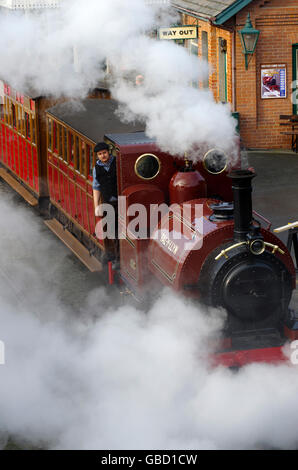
228;170;256;241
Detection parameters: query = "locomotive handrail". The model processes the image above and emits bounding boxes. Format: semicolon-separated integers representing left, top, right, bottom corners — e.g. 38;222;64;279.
215;242;247;260
252;210;272;231
215;241;285;260
274;221;298;233
264;242;285;255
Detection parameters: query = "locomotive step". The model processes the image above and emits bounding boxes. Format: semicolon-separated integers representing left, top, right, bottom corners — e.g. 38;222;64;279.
0;168;38;207
44;219;102;273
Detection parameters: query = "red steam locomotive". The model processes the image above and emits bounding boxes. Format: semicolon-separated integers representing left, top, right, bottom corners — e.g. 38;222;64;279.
0;81;297;368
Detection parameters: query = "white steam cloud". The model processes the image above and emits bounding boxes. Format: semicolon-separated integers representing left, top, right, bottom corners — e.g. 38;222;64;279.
0;189;298;450
0;0;238;158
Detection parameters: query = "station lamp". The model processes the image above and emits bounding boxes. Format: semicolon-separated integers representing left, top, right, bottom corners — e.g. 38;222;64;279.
238;13;260;69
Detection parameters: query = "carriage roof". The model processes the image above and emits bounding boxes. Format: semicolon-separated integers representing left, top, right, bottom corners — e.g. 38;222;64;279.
47;99;145;143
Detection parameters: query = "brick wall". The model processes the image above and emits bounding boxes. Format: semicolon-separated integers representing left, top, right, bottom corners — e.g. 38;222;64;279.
236;0;298;149
183;14;233;104
180;0;298;150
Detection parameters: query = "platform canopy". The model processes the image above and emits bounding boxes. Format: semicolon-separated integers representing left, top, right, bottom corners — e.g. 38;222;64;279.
171;0;254;25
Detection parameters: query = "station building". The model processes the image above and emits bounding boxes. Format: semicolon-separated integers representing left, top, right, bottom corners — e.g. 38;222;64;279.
171;0;298;150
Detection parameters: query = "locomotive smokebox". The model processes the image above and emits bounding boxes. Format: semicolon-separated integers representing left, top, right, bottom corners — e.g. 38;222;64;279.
228;169;256;242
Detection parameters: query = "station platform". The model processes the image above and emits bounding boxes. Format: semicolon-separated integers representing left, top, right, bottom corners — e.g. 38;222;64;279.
247;149;298;246
246;149;298;310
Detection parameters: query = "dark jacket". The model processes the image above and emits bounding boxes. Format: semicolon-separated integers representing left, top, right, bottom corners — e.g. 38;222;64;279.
95;157;117;203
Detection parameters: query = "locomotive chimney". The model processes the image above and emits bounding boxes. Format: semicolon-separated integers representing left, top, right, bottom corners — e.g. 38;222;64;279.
228;169;256;242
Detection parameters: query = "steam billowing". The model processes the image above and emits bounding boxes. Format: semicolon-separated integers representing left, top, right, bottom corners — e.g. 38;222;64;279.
0;190;298;450
1;0;297;451
0;0;238;158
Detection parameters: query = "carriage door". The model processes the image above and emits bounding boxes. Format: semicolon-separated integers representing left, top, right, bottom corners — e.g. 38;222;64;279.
293;44;298;115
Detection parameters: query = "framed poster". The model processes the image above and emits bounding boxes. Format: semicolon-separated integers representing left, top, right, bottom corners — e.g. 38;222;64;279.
261;64;287;99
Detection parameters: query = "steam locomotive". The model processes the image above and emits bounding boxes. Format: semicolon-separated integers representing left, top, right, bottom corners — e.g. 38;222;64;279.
0;80;297;367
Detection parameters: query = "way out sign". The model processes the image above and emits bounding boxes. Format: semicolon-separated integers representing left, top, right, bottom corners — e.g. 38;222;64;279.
159;26;198;40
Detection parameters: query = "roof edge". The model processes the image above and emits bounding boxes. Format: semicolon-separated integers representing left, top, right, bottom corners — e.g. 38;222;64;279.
214;0;254;25
171;3;210;21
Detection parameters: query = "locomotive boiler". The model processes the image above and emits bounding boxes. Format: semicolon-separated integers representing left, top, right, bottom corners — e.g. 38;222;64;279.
148;169;297;361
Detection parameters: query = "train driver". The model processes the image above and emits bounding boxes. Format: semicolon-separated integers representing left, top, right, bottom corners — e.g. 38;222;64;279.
92;142;117;216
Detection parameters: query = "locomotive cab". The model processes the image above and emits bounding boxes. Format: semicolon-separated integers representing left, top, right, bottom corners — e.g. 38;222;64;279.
104;131;239;295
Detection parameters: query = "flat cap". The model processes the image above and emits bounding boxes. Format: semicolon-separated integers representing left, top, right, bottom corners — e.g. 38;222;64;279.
94;142;109;153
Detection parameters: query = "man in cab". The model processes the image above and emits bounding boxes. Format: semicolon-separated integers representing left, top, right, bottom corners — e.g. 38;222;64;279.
92;142;117;216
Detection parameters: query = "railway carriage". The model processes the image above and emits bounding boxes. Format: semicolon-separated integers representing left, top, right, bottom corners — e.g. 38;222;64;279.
0;80;66;206
0;79;110;208
45;99;145;269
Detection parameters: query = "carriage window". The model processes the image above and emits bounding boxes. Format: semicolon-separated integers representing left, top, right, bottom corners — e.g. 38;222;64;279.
53;122;57;152
57;124;62;157
68;132;74;165
56;124;60;155
17;106;22;132
53;122;59;154
20;108;25;136
32;115;36;144
0;103;3;121
25;112;31;140
4;97;8;124
75;136;80;171
60;127;65;160
48;118;52;150
12;103;17;128
64;128;68;162
88;145;94;177
6;99;9;125
81;141;86;176
7;100;10;126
